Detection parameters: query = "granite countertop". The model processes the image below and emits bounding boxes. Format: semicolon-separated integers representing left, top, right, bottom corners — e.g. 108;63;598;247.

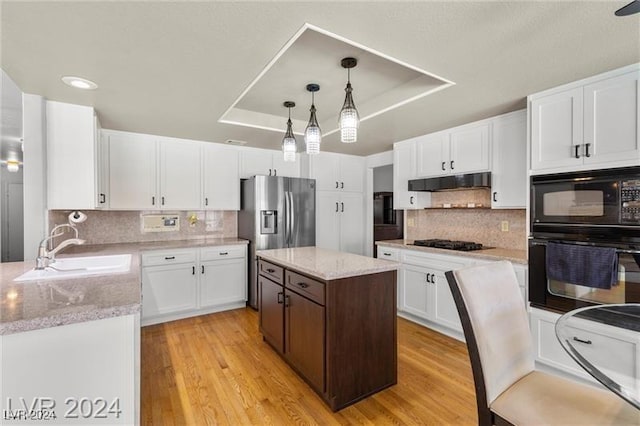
376;239;528;265
0;238;248;335
257;246;399;280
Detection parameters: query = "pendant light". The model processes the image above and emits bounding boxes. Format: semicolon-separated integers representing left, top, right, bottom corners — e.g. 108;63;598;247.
304;84;321;155
339;57;360;143
281;101;297;162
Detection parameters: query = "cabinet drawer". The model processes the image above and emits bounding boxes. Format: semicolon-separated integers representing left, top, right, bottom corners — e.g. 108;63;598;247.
286;270;324;305
377;247;399;261
142;249;197;267
200;245;246;261
258;259;284;283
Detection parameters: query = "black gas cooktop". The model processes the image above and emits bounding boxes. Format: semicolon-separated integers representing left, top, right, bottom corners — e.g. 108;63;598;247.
413;239;486;251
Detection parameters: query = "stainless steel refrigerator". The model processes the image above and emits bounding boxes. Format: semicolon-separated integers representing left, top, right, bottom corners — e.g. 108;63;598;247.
238;176;316;309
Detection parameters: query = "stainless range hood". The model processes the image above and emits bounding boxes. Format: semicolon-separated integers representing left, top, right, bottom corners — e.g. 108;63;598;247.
408;172;491;191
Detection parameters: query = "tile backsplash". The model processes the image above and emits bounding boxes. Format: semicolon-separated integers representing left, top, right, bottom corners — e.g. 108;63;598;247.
48;210;237;245
406;208;526;250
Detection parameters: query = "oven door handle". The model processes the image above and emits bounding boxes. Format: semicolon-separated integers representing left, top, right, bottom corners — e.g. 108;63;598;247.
529;239;640;255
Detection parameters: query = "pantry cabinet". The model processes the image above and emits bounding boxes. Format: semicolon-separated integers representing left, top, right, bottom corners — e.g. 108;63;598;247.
316;191;363;255
530;65;639;173
46;101;105;209
141;245;247;326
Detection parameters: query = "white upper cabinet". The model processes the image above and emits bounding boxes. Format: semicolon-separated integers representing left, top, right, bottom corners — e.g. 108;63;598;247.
308;152;364;192
530;87;584;171
530;64;639;173
491;110;527;208
46;101;103;210
240;148;300;178
159;139;201;209
315;191;364;255
584;71;639;166
203;145;240;210
416;124;490;178
107;132;158;210
393;142;430;210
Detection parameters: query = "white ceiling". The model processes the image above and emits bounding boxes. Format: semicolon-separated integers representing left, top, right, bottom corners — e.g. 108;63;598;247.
1;1;639;156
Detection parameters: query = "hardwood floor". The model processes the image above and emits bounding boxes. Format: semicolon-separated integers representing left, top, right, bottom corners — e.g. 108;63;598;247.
141;308;477;425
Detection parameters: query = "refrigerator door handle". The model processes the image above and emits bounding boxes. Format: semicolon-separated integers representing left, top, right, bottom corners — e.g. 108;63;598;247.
285;191;292;246
289;191;295;245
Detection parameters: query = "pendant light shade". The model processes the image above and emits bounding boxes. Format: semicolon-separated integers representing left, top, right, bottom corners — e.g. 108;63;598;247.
281;101;297;162
304;84;321;155
339;57;360;144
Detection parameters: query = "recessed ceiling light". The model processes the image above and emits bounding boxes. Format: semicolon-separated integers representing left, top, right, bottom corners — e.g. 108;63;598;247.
61;76;98;90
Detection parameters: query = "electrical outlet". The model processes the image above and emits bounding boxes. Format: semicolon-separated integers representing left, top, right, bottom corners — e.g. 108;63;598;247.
501;221;509;232
408;217;416;227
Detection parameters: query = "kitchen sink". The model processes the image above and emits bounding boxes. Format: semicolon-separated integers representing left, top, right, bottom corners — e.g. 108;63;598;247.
14;254;132;282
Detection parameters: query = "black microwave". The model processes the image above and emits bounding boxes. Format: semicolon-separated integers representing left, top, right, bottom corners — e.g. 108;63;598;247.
531;166;640;242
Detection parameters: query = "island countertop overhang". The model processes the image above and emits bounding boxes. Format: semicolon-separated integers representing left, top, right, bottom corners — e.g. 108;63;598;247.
256;246;399;281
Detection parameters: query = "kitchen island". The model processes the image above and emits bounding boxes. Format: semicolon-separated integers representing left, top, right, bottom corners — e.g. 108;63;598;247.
256;247;399;411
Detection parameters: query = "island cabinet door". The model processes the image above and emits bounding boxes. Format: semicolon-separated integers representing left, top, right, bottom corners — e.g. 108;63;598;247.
284;289;325;393
259;276;284;353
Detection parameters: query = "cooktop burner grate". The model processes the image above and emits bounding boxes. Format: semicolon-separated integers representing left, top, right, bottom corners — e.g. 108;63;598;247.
413;239;486;251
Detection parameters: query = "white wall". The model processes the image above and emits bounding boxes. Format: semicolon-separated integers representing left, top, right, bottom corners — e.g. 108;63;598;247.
22;94;47;260
373;164;393;192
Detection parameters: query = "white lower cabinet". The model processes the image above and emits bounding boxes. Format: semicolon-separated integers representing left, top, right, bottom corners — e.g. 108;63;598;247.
141;245;247;326
1;314;140;425
399;252;468;337
529;307;639;391
386;246;528;341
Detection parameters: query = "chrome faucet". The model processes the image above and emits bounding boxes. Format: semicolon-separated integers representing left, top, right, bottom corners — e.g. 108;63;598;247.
35;224;86;270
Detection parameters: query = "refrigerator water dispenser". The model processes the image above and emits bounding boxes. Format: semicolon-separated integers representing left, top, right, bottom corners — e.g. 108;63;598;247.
261;210;277;234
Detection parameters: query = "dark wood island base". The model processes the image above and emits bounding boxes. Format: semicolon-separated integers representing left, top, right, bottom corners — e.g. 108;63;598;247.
257;250;398;411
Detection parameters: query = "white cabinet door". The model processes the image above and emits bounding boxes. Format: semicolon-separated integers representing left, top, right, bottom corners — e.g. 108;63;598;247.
339;155;365;192
416;132;448;177
433;270;462;332
339;192;364;255
315;192;340;251
272;153;300;178
311;152;341;191
531;87;584;171
491;111;527;208
108;133;158;209
393;143;429;209
97;126;109;208
200;258;246;307
46;101;98;209
203;145;240;210
584;71;640;166
159;140;201;210
400;264;430;319
450;122;490;173
240;149;273;178
142;263;197;318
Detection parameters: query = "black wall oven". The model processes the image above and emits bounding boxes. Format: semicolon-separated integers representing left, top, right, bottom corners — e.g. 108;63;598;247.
529;166;640;312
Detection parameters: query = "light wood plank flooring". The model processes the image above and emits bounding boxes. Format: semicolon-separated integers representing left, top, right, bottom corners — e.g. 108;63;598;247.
141;308;477;425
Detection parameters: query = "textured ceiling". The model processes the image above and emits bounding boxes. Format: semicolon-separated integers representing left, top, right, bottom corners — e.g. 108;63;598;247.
1;1;639;156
